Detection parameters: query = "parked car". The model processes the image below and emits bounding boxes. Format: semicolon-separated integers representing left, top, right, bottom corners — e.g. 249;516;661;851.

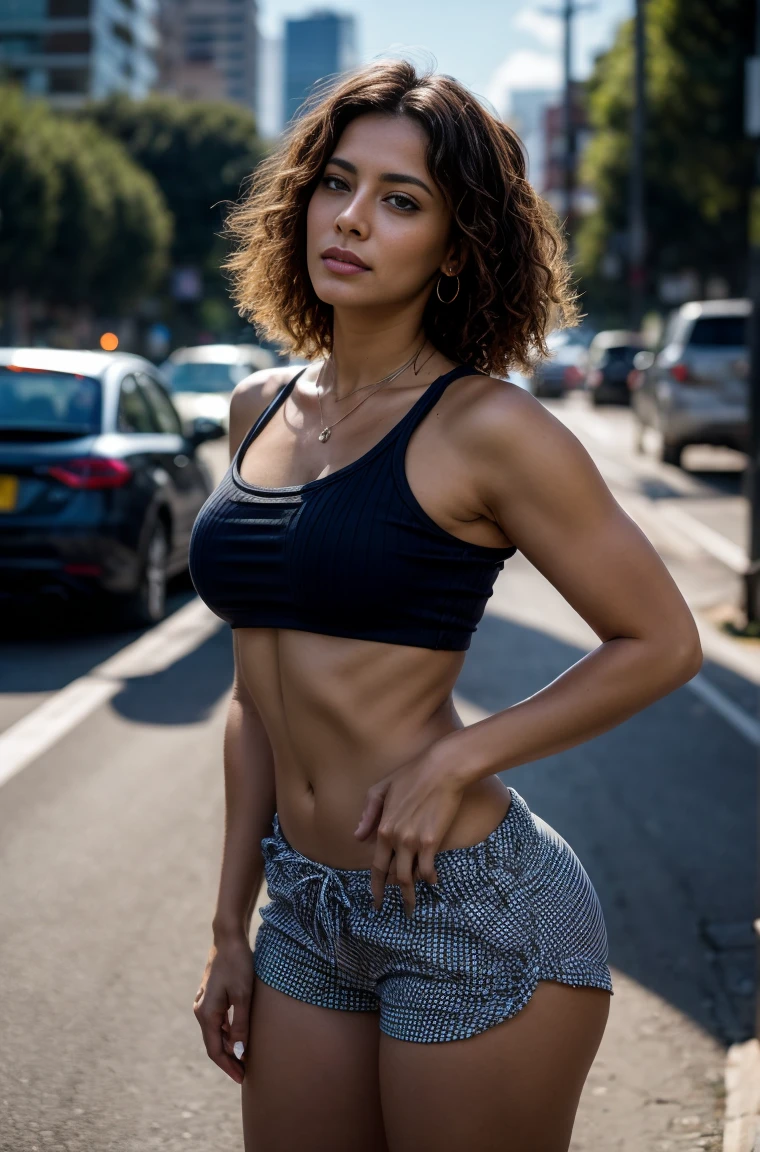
630;299;750;467
0;348;225;623
161;343;277;432
530;330;589;398
584;329;646;406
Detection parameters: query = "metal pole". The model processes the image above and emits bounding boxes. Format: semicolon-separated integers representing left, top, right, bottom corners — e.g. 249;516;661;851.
628;0;646;331
745;0;760;632
562;0;575;231
744;0;760;1047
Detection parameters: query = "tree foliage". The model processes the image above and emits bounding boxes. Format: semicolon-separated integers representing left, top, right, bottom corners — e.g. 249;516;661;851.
83;95;266;272
576;0;754;313
0;87;172;309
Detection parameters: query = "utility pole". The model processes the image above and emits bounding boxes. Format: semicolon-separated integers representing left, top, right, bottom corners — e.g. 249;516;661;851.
561;0;575;229
628;0;646;331
542;1;594;240
744;0;760;1044
745;0;760;634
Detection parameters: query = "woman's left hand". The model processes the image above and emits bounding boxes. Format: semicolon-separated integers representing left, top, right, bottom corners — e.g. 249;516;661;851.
353;746;465;918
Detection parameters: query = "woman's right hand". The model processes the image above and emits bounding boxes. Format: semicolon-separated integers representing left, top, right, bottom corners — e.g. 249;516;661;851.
193;931;254;1085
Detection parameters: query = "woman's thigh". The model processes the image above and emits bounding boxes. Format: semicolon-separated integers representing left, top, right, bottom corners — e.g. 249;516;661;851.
379;980;611;1152
242;976;389;1152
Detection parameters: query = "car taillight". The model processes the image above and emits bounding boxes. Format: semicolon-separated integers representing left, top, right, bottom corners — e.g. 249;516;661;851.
47;457;132;489
669;362;691;383
627;369;642;390
563;364;584;387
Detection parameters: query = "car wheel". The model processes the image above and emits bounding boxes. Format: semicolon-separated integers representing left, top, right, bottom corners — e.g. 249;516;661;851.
660;438;683;468
123;520;169;626
633;418;646;453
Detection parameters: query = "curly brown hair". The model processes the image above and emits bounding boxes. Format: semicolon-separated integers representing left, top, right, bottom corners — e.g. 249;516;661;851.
224;59;578;375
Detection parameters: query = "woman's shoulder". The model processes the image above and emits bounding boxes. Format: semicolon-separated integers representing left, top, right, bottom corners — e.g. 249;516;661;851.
228;363;311;458
449;367;588;482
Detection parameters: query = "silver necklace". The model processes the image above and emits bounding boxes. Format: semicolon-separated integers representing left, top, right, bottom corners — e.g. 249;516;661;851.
315;342;426;443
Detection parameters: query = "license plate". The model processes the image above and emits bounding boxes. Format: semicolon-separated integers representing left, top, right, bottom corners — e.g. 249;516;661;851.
0;474;19;512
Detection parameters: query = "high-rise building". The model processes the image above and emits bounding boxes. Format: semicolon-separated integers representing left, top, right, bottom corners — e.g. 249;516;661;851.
283;10;356;124
157;0;258;110
542;81;596;216
507;89;557;190
257;33;282;139
0;0;159;108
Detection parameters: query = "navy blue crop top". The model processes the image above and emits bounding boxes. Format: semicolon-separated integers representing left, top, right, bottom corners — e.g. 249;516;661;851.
188;363;517;651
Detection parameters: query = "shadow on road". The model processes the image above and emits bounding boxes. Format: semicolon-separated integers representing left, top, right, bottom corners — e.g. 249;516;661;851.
0;577;198;695
109;621;233;726
459;610;757;1046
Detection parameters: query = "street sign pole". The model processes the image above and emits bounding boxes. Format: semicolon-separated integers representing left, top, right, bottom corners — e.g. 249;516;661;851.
628;0;646;332
562;0;575;233
744;0;760;1044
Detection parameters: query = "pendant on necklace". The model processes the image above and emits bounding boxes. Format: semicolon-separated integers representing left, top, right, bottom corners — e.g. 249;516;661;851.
318;427;331;443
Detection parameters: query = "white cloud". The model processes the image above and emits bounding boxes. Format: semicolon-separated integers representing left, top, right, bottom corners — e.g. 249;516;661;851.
486;50;562;114
514;8;563;49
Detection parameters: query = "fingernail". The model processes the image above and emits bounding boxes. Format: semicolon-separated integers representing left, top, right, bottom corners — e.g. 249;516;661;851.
233;1041;245;1060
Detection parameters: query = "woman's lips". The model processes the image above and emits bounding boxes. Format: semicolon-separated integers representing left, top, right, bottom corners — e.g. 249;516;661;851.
321;256;369;275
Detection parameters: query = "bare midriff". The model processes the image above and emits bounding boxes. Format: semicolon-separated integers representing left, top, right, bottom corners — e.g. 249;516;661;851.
237;625;512;872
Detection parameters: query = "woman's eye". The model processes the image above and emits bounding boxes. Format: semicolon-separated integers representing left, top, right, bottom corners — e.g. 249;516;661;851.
386;194;418;212
323;174;347;191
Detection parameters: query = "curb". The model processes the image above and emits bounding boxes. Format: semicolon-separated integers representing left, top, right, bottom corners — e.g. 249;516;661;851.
724;1039;760;1152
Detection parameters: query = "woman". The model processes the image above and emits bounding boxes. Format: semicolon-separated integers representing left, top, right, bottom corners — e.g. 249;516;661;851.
190;60;701;1151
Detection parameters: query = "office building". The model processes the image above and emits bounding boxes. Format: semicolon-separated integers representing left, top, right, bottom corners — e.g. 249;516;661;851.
283;10;356;124
542;81;596;216
257;33;282;138
507;89;557;190
0;0;159;108
158;0;258;110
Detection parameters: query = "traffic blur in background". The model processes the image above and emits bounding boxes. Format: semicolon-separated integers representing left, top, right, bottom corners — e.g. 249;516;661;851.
0;3;757;1151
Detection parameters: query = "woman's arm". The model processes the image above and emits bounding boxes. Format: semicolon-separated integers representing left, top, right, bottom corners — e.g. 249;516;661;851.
211;633;276;942
194;369;285;1083
355;379;703;913
435;380;703;782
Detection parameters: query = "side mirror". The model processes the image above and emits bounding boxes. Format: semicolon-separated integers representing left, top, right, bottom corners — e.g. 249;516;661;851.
190;415;226;445
633;350;654;371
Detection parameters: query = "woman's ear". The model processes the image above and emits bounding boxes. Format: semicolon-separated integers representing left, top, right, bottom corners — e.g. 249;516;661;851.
441;238;469;277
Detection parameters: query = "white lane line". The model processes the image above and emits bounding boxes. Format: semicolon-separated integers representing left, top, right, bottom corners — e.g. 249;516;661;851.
0;598;224;789
687;672;760;747
559;405;750;572
654;504;748;574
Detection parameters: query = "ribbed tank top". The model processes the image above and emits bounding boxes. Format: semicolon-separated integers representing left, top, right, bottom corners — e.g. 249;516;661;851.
188;362;517;650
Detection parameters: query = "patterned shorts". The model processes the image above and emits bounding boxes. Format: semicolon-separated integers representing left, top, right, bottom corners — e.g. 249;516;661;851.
252;787;613;1043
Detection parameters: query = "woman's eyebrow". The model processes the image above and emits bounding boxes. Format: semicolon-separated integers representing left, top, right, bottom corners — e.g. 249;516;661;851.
327;155;434;198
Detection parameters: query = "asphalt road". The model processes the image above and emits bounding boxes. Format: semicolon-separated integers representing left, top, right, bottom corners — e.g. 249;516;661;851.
0;395;756;1151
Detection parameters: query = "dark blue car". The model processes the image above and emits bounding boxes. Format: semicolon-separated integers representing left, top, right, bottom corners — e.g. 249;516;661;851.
0;348;225;624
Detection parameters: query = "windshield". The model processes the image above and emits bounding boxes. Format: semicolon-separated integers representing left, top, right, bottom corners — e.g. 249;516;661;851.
688;316;747;347
0;366;101;432
603;346;640;367
167;361;252;393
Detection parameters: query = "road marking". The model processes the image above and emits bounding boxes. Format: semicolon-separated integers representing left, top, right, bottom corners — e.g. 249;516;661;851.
561;406;750;573
654;504;748;574
0;599;224;789
686;672;760;747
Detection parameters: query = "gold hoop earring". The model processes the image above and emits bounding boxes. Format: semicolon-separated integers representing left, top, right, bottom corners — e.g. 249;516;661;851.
436;273;460;304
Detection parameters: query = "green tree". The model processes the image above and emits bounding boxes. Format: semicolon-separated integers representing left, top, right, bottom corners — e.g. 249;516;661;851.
83;94;266;334
577;0;754;320
0;87;172;313
0;87;61;296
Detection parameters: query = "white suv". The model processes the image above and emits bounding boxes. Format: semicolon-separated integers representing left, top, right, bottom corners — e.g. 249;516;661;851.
631;298;750;468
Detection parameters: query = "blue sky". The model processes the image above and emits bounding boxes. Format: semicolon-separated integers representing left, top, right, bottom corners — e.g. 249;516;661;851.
259;0;633;117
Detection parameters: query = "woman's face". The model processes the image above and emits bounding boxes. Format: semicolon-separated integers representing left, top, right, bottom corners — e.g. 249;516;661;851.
306;112;457;312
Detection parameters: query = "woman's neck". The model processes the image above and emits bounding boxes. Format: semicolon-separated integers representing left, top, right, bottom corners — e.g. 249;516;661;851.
327;311;428;401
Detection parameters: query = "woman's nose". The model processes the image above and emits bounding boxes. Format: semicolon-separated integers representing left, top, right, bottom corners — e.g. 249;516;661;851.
335;195;370;238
